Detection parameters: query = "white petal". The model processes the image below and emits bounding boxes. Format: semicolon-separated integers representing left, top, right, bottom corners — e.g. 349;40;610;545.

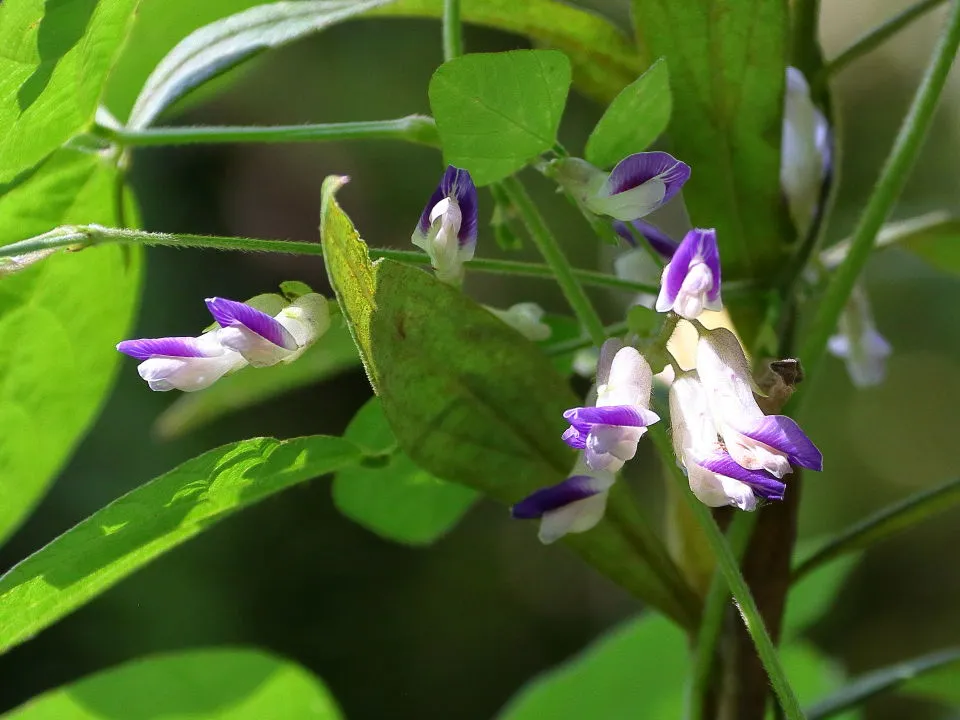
669;373;719;459
687;461;757;511
137;353;245;392
696;328;764;426
597;347;653;407
781;67;827;234
538;489;611;544
486;302;551;342
720;426;792;478
587;179;666;221
275;293;331;362
217;326;293;367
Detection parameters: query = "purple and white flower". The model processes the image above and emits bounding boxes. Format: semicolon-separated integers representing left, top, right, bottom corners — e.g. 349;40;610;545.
486;302;552;342
828;283;892;387
655;228;722;319
411;165;478;285
782;66;831;234
670;372;785;510
549;152;690;222
696;328;822;478
206;293;329;367
562;340;660;472
511;465;615;544
117;331;247;392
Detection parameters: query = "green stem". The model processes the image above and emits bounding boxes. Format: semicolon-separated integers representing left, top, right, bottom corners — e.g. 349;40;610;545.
499;176;608;346
442;0;463;60
648;425;805;720
686;511;759;720
794;0;960;413
790;0;823;77
95;116;440;148
820;0;947;82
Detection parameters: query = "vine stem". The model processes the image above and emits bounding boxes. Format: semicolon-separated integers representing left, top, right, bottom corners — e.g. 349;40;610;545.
686;511;759;720
94;116;440;148
499;176;608;346
819;0;947;83
0;225;747;299
647;425;806;720
442;0;463;61
794;0;960;413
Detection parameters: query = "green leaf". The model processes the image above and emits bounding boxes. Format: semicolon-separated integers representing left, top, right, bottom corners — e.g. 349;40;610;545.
2;648;342;719
498;613;688;719
154;313;361;439
901;657;960;707
127;0;396;129
806;647;960;720
792;477;960;581
0;435;359;655
320;177;700;628
333;398;477;545
0;149;142;545
429;50;571;186
0;0;138;182
585;58;671;169
630;1;790;280
783;549;860;638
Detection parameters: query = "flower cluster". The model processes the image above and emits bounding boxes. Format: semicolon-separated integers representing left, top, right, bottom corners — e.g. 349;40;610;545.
118;292;329;392
510;168;822;542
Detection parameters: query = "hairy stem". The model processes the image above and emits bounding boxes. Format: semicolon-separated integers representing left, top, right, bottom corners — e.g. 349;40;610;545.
95;116;440;148
820;0;947;82
648;426;805;720
499;176;608;346
442;0;463;61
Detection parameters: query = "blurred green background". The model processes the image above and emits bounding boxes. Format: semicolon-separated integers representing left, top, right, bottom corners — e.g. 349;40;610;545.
0;1;958;718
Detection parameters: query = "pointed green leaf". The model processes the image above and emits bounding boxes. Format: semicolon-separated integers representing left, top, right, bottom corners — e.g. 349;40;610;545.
0;435;360;655
3;649;342;719
0;149;142;545
585;58;671;169
127;0;396;129
320;177;700;628
0;0;139;182
333;398;477;545
630;1;791;280
806;648;960;720
498;613;688;719
154;313;361;439
429;50;572;185
792;477;960;581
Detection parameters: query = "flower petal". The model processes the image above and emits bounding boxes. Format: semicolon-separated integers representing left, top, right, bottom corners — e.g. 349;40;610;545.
206;297;298;350
604;151;691;202
566;404;660;429
697;453;786;501
137;353;245;392
614;219;679;259
561;426;587;450
687;461;758;511
117;336;219;360
538;490;611;544
734;415;823;472
511;474;613;519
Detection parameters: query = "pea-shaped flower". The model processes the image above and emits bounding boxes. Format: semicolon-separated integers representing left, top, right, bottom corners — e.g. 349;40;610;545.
781;67;831;234
562;340;660;472
206;293;330;367
655;228;722;319
549;152;690;221
117;332;247;392
827;283;892;388
511;464;615;544
696;328;822;478
670;372;786;511
411;165;478;285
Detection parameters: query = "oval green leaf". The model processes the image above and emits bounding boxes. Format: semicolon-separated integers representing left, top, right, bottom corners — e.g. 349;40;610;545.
0;0;138;182
429;50;572;185
333;397;477;545
0;435;360;655
320;177;699;628
0;149;142;545
585;58;672;169
3;648;342;719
